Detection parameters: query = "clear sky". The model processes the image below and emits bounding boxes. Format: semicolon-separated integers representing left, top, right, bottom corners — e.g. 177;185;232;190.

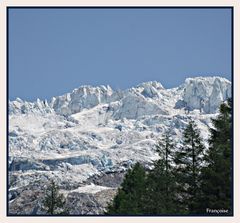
9;8;232;101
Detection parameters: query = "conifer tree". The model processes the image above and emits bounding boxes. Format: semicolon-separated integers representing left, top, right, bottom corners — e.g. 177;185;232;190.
144;132;177;214
198;99;232;214
42;180;68;215
106;162;147;215
174;120;205;213
155;132;174;175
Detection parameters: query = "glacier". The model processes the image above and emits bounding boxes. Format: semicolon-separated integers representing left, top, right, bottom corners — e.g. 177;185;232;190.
8;76;231;215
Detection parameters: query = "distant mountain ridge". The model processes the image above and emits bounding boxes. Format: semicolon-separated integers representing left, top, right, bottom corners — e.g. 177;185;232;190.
10;76;231;116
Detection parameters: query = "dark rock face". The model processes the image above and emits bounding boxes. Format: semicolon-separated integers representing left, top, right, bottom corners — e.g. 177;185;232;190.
9;188;45;215
89;171;126;188
9;187;117;215
8;171;124;215
66;189;117;215
9;157;48;172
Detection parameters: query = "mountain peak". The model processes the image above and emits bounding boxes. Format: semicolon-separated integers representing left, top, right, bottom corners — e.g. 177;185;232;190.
181;76;231;113
184;76;230;84
137;81;164;90
72;84;113;93
9;76;231;116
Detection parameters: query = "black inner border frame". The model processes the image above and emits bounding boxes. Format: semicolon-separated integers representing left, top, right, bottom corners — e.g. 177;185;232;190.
6;6;234;217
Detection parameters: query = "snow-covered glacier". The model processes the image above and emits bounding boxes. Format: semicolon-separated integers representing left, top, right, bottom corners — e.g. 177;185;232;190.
8;76;231;215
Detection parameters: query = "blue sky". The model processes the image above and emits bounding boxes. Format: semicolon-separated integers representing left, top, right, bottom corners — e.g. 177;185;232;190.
9;8;232;101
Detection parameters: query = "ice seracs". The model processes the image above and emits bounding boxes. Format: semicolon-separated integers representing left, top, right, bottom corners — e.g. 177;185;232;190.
8;76;231;215
51;85;115;116
136;81;165;98
181;76;231;113
10;76;231;117
9;98;54;115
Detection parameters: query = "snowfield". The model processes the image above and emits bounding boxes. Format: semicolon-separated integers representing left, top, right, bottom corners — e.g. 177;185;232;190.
8;76;231;215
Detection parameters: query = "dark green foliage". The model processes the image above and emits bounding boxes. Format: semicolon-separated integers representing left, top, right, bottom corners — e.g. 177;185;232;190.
155;132;174;173
144;163;177;214
107;162;147;215
144;133;178;214
174;120;205;213
106;100;232;215
42;180;68;215
198;99;232;214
